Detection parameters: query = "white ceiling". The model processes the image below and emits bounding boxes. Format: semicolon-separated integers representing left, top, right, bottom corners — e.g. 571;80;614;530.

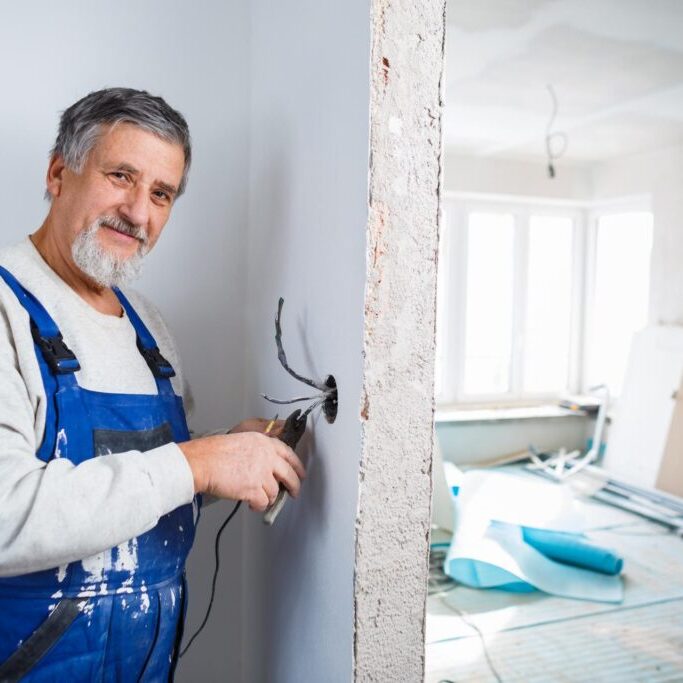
445;0;683;162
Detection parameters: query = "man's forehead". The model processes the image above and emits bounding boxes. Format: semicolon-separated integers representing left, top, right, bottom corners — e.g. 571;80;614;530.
90;123;185;182
93;123;183;156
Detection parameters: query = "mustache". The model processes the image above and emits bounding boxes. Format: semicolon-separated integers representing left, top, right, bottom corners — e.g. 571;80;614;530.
96;215;148;246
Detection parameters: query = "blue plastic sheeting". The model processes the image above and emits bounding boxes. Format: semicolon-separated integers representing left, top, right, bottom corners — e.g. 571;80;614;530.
520;526;623;575
442;466;624;603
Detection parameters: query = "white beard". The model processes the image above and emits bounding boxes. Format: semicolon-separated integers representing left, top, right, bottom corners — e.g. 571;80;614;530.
71;216;149;288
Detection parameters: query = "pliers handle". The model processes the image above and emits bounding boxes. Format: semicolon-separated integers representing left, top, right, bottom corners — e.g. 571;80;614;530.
263;409;307;525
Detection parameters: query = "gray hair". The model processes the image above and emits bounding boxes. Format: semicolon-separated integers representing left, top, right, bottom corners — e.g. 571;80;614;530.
49;87;192;197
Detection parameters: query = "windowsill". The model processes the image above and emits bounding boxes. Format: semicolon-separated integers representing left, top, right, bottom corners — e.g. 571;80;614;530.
435;403;591;424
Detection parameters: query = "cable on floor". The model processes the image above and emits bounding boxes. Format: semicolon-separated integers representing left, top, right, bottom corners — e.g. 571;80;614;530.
429;545;504;683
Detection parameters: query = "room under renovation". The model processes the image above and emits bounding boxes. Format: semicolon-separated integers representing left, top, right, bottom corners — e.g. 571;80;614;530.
428;1;683;681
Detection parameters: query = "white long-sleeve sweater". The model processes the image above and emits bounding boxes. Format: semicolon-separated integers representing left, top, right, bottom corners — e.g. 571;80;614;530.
0;237;196;577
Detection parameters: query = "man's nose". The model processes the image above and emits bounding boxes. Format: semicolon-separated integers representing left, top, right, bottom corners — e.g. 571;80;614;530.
119;185;150;228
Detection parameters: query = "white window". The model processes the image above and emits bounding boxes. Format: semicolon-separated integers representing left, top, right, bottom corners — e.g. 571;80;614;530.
462;211;515;395
584;211;654;396
436;196;653;406
523;215;575;394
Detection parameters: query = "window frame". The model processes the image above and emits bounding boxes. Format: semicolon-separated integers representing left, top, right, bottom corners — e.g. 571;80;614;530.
436;191;652;408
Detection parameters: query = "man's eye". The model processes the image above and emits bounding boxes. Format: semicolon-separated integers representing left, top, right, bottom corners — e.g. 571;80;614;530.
153;190;171;202
110;172;128;181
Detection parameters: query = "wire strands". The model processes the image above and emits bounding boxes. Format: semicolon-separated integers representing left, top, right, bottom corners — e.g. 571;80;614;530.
179;500;242;658
262;297;338;423
260;392;326;405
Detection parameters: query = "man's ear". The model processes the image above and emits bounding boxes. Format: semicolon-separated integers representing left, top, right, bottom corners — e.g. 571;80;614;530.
45;155;67;199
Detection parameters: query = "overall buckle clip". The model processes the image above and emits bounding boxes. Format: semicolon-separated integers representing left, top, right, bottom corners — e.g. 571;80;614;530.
31;323;81;375
137;339;176;379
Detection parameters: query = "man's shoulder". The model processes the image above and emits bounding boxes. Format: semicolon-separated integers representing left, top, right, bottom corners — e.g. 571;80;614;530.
0;238;34;274
0;239;72;325
0;239;39;310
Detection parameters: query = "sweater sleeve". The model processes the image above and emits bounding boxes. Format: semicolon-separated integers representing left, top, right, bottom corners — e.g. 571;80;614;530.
0;304;195;577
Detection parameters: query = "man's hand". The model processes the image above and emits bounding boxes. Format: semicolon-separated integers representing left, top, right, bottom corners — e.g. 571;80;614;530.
229;417;285;439
178;433;305;511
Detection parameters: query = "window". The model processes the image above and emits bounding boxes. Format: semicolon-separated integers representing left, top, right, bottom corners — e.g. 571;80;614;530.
463;212;514;395
523;215;575;394
584;212;653;396
436;196;653;406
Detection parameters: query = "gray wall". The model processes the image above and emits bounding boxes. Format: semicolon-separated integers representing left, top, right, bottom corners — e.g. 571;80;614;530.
243;2;370;681
0;2;251;679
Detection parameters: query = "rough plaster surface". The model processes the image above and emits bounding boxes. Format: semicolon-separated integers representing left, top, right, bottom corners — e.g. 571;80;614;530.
354;1;446;680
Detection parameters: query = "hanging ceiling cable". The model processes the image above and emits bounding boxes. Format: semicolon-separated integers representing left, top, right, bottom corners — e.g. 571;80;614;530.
545;84;568;179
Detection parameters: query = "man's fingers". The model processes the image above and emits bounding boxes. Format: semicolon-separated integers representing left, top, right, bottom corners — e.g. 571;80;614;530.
272;459;301;499
249;488;270;512
263;478;279;504
266;424;285;439
271;440;306;479
283;449;306;480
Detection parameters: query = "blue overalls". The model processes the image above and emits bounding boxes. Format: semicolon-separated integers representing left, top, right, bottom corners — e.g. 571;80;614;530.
0;267;197;682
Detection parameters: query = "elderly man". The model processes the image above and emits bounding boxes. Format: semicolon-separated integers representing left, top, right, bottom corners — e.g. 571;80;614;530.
0;88;305;681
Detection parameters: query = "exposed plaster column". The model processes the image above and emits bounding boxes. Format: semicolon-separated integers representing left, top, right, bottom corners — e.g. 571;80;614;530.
354;1;446;680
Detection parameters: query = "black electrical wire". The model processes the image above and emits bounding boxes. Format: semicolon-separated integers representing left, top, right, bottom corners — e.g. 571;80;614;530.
264;297;338;423
180;294;331;659
273;298;328;392
179;499;242;658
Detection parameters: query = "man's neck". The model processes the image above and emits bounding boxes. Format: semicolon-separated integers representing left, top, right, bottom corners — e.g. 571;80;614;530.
30;222;124;317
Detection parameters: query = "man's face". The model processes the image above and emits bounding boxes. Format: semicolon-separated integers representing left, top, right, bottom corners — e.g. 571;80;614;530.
48;122;185;285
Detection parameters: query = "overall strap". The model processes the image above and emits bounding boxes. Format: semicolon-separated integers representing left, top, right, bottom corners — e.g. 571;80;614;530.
112;288;177;395
0;266;80;375
0;265;80;462
0;598;82;681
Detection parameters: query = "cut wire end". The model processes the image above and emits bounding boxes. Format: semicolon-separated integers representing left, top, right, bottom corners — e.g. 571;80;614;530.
261;392;327;405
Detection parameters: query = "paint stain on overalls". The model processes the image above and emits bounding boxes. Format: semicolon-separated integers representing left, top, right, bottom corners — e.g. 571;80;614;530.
0;267;198;681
